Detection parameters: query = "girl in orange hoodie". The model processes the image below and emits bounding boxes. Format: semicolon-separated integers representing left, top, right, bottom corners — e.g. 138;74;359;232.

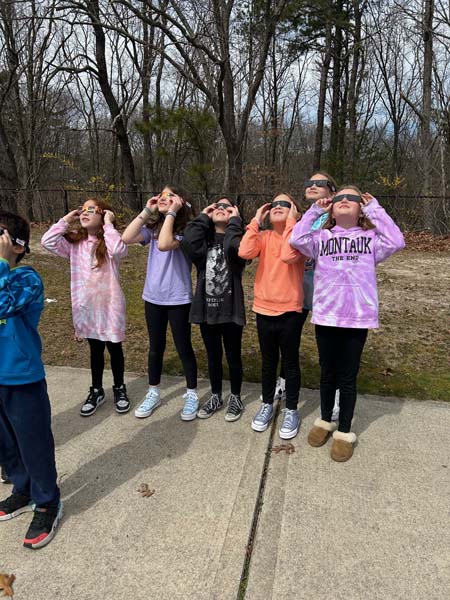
238;194;306;439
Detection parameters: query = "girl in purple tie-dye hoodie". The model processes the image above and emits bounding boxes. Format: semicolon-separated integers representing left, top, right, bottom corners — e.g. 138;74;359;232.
290;186;405;462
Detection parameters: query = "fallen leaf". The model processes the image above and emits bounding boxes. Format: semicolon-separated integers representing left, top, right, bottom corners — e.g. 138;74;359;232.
137;483;155;498
271;443;295;455
0;574;15;597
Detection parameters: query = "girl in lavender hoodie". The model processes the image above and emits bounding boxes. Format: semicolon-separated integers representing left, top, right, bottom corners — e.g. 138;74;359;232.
290;186;405;461
122;185;198;421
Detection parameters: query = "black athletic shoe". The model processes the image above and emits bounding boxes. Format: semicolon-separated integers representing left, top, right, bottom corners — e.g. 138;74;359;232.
113;384;130;414
0;466;11;484
225;394;244;422
197;393;223;419
23;501;63;549
80;387;105;417
0;493;35;521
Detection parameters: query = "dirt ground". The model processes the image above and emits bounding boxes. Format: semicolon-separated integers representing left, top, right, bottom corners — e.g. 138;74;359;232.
27;225;450;401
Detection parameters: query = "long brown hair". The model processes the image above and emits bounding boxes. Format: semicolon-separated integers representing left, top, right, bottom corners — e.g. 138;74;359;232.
322;185;375;230
64;198;114;268
146;184;193;237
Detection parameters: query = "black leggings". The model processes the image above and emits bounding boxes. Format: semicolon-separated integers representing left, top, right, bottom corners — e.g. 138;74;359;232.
87;338;124;389
315;325;368;433
256;311;308;410
200;323;243;396
145;302;197;389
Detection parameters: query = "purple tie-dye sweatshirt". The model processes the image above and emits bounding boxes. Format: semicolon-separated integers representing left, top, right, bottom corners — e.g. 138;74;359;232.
289;199;405;329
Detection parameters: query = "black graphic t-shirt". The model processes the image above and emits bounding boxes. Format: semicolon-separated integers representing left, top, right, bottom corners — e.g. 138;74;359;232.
205;234;233;323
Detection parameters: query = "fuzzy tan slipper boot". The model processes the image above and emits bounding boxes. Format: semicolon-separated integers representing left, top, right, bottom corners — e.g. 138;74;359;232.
330;431;357;462
307;418;337;447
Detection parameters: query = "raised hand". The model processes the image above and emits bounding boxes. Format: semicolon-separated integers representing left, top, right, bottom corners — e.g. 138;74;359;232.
103;209;115;224
169;194;184;213
202;203;217;217
63;208;81;224
288;202;299;220
146;195;160;213
255;203;271;224
361;192;375;206
0;228;13;259
227;205;240;218
316;197;333;210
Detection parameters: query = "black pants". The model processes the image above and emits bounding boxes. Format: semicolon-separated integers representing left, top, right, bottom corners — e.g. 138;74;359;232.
256;311;308;410
315;325;368;433
0;380;59;507
145;302;197;389
87;338;124;389
200;322;243;396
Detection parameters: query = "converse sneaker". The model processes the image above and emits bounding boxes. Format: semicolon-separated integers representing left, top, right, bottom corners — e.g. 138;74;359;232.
197;393;223;419
80;387;105;417
181;390;199;421
135;388;161;419
225;394;244;422
251;402;274;432
0;493;35;521
1;466;10;484
23;501;63;549
113;384;130;414
331;390;340;422
279;408;300;440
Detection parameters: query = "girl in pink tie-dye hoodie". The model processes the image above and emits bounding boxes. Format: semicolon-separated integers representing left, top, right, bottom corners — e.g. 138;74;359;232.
42;198;130;417
290;186;405;462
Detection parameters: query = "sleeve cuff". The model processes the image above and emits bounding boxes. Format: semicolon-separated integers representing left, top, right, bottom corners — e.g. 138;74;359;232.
362;198;380;215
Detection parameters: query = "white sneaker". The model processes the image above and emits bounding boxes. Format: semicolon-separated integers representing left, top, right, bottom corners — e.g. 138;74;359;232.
181;390;199;421
135;388;161;418
331;390;340;422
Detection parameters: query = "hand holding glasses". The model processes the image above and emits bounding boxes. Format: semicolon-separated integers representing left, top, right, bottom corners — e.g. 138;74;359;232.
0;228;30;253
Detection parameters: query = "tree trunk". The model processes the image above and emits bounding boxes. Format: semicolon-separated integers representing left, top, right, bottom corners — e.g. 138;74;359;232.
313;21;332;172
422;0;434;230
89;2;139;209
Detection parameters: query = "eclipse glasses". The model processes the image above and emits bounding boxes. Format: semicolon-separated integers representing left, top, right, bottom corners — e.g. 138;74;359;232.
332;194;362;204
304;179;337;193
271;200;291;209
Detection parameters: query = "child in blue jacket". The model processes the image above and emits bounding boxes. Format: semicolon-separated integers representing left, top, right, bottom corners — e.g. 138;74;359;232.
0;212;62;549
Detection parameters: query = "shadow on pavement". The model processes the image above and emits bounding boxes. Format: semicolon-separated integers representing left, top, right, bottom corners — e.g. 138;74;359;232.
60;380;199;516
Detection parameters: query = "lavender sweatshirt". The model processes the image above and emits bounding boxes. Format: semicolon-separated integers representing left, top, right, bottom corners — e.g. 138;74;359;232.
290;199;405;329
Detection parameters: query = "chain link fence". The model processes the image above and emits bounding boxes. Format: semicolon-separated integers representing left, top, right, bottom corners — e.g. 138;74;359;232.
0;187;449;234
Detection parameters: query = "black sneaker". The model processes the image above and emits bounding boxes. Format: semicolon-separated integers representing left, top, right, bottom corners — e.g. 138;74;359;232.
197;393;223;419
113;384;130;414
225;394;244;422
1;466;11;484
23;501;63;549
0;493;35;521
80;387;105;417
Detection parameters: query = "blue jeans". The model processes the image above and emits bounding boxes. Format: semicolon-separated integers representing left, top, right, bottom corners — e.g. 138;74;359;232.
0;380;59;507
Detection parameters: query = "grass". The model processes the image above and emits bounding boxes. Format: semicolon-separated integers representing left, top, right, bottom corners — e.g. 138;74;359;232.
30;225;449;401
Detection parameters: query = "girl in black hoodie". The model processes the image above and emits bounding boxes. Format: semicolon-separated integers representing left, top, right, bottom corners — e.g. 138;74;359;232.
182;198;246;421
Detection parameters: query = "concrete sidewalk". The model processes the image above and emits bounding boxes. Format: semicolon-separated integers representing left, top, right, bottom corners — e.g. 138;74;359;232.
2;367;450;599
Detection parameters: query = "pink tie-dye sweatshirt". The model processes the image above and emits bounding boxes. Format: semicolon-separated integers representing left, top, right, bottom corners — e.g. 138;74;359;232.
289;199;405;329
41;219;128;342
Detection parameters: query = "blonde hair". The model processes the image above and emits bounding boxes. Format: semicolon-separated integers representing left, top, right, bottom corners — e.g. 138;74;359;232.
322;185;375;230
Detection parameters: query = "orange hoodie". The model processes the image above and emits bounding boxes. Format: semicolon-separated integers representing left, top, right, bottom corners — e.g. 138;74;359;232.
238;217;305;316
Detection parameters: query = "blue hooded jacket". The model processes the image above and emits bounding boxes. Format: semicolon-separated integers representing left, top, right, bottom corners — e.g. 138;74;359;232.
0;258;45;385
